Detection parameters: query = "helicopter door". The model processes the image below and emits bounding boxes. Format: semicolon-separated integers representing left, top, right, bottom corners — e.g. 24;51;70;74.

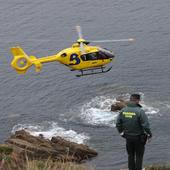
81;53;98;61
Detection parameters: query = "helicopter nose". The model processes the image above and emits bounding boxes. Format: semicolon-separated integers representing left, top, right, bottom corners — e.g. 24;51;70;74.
110;54;115;58
108;53;115;60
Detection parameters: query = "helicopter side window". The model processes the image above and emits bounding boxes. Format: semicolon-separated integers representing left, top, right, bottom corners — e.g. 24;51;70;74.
86;53;98;60
81;53;98;61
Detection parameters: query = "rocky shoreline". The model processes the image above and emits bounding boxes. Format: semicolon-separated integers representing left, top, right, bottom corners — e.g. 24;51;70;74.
0;130;97;169
0;100;169;170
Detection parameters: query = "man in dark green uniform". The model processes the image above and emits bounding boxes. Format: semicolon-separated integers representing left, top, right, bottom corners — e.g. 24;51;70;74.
116;94;152;170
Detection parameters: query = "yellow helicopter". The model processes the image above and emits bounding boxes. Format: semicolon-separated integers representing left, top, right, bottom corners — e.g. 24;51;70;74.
10;26;134;77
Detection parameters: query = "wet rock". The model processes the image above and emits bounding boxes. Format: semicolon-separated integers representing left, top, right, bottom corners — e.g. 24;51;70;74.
5;130;97;162
51;136;98;160
111;99;128;111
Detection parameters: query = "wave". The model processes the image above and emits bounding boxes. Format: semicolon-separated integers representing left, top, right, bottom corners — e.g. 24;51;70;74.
80;96;118;127
80;94;159;127
12;121;90;144
165;104;170;109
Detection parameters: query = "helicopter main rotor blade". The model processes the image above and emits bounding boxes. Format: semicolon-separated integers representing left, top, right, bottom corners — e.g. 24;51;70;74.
80;42;86;54
76;25;83;39
90;38;135;43
76;25;86;54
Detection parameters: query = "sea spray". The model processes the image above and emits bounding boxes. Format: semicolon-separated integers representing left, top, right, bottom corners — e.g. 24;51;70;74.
12;121;90;144
80;94;159;127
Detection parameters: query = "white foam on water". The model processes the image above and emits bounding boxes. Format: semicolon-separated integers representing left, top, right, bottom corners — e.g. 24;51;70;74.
80;94;159;127
80;96;118;127
12;121;89;144
141;103;160;115
165;104;170;109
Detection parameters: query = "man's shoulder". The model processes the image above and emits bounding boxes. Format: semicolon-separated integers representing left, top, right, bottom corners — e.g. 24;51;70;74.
120;106;128;112
121;105;144;115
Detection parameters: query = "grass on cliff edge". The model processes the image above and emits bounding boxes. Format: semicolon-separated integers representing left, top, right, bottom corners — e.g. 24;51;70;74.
2;158;170;170
25;160;95;170
25;162;170;170
1;158;95;170
0;145;95;170
145;165;170;170
25;161;170;170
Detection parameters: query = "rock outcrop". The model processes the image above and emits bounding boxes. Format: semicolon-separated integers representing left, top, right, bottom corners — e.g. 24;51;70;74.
2;130;97;163
111;98;128;111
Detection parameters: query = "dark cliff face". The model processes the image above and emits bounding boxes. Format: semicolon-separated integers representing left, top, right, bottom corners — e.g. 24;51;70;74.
7;130;97;162
0;130;97;165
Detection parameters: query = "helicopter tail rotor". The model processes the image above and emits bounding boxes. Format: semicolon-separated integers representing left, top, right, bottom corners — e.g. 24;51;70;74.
10;47;42;74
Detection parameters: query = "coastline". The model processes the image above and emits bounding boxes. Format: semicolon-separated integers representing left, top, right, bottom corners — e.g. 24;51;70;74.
0;130;97;170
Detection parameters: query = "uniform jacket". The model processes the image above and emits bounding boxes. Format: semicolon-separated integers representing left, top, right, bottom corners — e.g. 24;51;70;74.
116;102;152;136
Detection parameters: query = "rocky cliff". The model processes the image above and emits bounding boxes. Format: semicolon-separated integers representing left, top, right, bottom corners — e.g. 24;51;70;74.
0;130;97;169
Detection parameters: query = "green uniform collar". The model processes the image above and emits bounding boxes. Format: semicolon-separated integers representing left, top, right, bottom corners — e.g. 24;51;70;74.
127;102;142;108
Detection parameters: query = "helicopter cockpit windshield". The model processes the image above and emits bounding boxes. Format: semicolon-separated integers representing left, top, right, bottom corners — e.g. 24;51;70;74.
81;48;115;61
99;48;115;58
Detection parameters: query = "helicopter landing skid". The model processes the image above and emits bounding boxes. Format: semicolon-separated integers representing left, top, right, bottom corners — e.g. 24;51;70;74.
76;66;112;77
